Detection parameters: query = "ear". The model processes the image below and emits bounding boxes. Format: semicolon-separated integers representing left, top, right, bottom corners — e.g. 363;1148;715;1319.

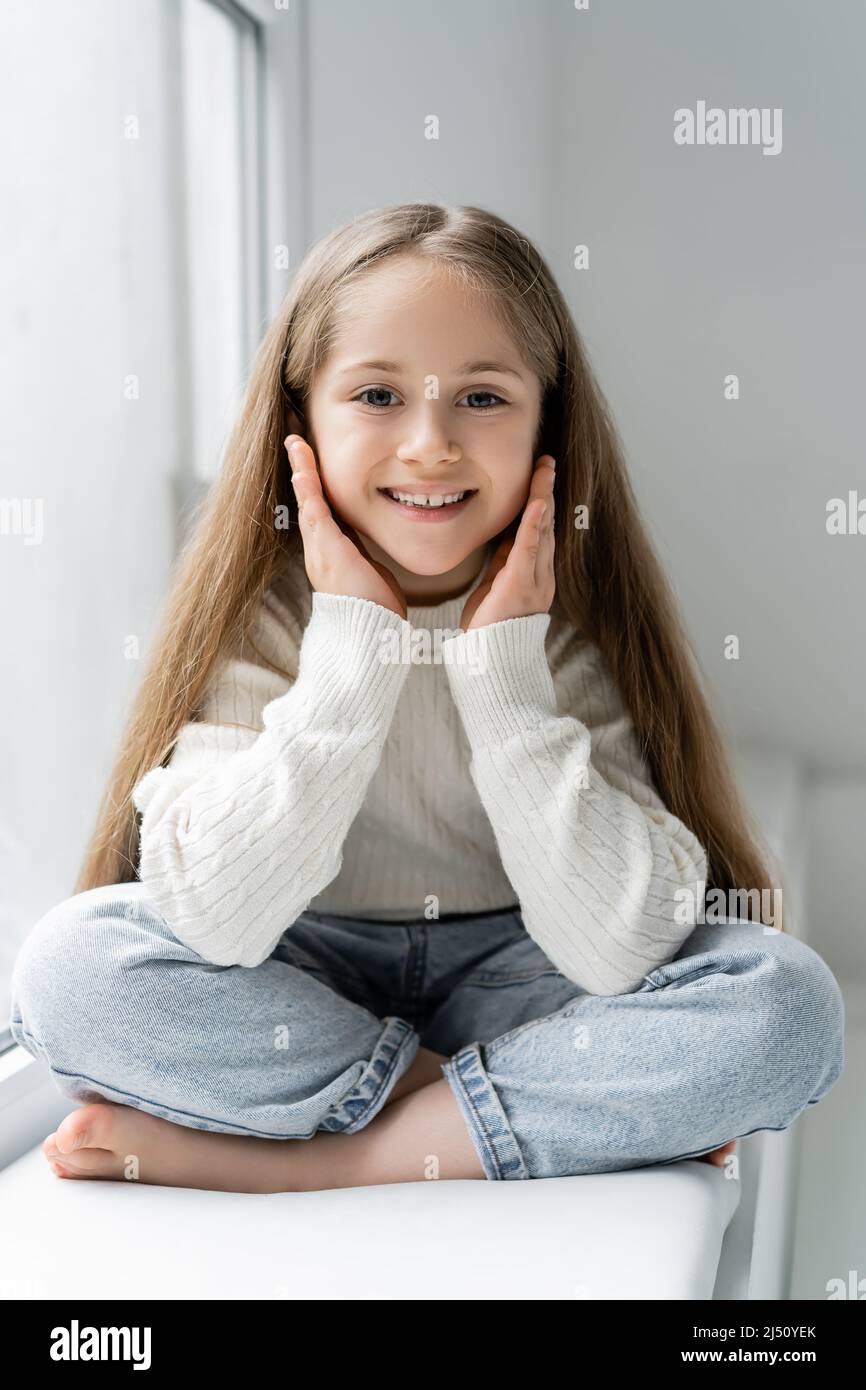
284;392;307;440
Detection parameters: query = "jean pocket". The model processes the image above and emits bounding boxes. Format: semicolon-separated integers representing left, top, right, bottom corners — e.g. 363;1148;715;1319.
271;936;370;1003
460;967;564;991
458;929;564;986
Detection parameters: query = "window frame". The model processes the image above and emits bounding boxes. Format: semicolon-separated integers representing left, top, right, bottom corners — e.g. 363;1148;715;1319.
0;0;308;1170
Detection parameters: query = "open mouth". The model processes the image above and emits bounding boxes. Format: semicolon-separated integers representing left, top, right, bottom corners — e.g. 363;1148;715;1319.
378;487;477;513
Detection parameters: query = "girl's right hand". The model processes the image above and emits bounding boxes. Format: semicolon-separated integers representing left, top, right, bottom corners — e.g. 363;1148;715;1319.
285;435;408;621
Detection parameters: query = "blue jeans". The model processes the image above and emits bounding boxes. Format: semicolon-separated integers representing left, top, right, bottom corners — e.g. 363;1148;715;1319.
8;881;845;1181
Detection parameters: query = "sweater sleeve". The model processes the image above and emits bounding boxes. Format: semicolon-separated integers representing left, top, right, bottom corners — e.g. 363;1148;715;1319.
440;615;708;995
131;591;411;967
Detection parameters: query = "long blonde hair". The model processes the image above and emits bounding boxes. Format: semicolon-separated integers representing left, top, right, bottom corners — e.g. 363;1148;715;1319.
76;202;787;931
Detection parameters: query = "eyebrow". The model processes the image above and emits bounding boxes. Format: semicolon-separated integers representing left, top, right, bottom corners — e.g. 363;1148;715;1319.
334;358;525;380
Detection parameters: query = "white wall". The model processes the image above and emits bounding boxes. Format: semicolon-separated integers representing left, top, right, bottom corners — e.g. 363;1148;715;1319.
0;0;182;1001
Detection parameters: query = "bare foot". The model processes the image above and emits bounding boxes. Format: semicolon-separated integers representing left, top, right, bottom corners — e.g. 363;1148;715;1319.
40;1048;481;1194
696;1139;738;1167
42;1102;317;1193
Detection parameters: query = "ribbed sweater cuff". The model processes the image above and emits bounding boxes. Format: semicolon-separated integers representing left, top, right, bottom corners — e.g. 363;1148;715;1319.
441;612;558;742
266;591;412;730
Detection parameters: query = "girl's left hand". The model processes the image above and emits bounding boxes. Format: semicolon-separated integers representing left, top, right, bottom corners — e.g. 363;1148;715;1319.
459;455;556;632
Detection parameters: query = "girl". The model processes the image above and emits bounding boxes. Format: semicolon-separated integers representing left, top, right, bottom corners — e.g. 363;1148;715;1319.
10;203;843;1193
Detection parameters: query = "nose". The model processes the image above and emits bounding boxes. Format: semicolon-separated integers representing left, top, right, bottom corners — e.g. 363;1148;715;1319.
395;405;462;469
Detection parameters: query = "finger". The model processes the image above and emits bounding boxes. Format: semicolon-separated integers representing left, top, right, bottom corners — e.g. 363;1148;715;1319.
285;437;339;534
285;435;323;506
510;493;549;590
523;456;556;583
538;462;556;576
496;503;543;599
529;454;556;501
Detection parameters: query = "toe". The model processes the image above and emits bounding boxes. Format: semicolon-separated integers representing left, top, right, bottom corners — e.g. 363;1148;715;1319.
54;1107;94;1156
48;1147;124;1181
55;1101;119;1156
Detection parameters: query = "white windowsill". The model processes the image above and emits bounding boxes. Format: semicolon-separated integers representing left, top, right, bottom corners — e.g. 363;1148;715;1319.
0;1044;77;1172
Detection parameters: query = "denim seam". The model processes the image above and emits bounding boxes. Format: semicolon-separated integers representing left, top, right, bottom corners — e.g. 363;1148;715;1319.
641;949;750;991
441;1054;501;1180
457;968;563;988
660;1117;810;1166
10;1026;322;1139
443;1043;529;1181
12;1016;418;1142
402;925;428;1010
321;1015;420;1135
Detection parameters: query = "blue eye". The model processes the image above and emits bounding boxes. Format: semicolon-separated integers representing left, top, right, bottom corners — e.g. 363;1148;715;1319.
354;387;400;411
352;387;506;412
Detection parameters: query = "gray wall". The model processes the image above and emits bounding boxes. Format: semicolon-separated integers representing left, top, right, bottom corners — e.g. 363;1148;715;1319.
305;0;865;773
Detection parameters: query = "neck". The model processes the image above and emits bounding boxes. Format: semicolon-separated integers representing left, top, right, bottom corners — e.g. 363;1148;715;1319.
356;535;490;606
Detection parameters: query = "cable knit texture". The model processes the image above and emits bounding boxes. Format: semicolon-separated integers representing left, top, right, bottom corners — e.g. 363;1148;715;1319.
132;549;708;993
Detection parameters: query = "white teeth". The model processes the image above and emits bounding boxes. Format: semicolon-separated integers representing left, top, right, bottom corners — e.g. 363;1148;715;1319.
385;489;469;507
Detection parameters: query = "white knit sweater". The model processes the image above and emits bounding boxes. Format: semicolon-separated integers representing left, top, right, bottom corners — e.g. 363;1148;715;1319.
132;551;708;995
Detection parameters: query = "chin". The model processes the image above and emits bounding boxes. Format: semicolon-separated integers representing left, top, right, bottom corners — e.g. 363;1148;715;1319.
376;544;472;577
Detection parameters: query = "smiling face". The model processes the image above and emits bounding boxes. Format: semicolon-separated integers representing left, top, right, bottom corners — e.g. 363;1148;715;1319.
303;256;544;603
